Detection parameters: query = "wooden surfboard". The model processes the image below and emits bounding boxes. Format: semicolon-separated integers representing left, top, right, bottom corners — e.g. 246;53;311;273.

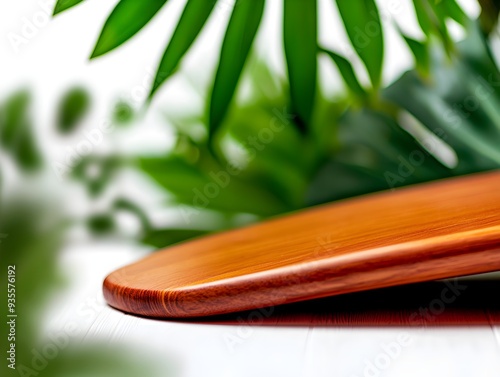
103;171;500;318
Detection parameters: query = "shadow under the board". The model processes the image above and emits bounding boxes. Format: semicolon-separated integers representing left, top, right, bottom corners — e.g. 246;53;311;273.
179;278;500;327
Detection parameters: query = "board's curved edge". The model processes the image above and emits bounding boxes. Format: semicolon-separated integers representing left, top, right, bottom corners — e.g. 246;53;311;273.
103;226;500;318
103;271;171;318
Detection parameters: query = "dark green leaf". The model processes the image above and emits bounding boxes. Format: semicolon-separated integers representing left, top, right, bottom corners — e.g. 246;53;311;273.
142;228;207;248
15;131;42;171
428;0;468;55
396;28;430;77
113;100;134;124
208;0;265;138
0;91;43;171
306;158;388;205
413;0;433;36
338;108;451;181
87;214;115;234
284;0;317;125
335;0;384;88
140;155;208;195
57;87;91;134
458;20;500;98
307;109;452;205
140;154;288;215
435;0;468;26
91;0;168;58
224;104;307;208
0;91;30;146
320;47;367;101
53;0;85;16
150;0;217;97
224;103;303;166
412;0;453;55
384;71;500;172
478;0;500;33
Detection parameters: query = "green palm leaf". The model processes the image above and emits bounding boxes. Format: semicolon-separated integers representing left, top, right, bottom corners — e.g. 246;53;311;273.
91;0;169;59
335;0;384;89
150;0;217;97
284;0;317;127
395;26;430;77
320;47;367;102
208;0;265;138
53;0;85;15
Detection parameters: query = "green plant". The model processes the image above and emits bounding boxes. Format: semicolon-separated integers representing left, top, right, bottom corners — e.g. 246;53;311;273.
0;89;171;377
52;0;500;248
53;1;494;129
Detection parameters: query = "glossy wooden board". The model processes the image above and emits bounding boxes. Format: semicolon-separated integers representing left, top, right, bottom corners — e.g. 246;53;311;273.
104;171;500;318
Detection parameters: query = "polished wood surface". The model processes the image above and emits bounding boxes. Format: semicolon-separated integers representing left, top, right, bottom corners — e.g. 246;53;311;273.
104;171;500;318
193;279;500;326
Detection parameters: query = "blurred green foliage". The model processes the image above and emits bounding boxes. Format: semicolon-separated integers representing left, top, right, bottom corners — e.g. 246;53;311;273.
139;22;499;247
0;91;43;171
51;0;500;248
47;1;500;257
0;90;168;377
336;0;384;89
56;87;91;134
112;100;135;125
0;188;167;376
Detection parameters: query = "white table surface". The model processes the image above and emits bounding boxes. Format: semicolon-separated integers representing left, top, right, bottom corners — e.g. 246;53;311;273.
45;243;500;377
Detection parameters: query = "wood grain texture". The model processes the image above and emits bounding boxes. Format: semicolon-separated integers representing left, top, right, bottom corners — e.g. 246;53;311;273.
104;171;500;318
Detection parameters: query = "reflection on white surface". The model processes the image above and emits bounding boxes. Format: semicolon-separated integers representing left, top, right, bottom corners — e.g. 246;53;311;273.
41;244;500;377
